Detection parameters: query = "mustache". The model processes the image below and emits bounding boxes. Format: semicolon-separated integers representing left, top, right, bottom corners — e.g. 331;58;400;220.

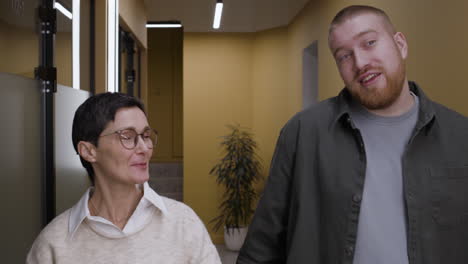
355;65;383;80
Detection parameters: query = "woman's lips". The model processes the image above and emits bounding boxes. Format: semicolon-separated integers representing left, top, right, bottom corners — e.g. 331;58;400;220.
131;163;147;169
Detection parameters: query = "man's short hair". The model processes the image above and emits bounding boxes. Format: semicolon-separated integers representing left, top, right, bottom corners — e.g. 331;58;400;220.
329;5;396;35
72;93;146;185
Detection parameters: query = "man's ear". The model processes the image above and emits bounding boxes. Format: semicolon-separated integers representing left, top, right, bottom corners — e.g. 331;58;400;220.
77;141;97;163
394;32;408;59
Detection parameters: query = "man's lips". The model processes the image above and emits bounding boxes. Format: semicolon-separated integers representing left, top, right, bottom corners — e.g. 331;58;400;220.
358;72;381;85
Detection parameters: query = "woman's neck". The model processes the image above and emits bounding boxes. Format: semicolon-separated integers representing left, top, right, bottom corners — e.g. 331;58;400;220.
89;182;143;229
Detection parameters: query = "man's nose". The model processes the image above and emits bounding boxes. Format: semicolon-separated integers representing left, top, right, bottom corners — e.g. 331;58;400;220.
353;49;370;72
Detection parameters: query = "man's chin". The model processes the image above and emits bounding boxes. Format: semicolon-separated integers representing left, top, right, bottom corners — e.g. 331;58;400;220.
348;86;394;110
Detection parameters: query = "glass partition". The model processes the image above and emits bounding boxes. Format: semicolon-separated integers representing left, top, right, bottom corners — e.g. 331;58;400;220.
55;85;90;214
0;73;42;261
0;0;42;261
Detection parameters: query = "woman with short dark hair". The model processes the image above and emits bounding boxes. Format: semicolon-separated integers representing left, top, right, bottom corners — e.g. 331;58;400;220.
27;93;221;263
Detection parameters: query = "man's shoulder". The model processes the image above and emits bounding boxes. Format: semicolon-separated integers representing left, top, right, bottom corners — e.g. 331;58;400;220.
282;96;341;133
431;100;468;126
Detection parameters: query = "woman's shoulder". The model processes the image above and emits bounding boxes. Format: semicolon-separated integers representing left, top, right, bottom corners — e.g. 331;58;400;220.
27;209;72;262
33;209;72;244
160;197;198;219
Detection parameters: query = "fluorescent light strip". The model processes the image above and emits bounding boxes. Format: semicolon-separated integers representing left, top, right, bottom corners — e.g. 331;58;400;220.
146;24;182;28
114;0;119;92
72;0;80;90
107;0;119;92
213;2;223;29
54;2;72;20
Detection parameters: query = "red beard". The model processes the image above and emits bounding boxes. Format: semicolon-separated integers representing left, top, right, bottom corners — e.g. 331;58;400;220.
347;61;406;110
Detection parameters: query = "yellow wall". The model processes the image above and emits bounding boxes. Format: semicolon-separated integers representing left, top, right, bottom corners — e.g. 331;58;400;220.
184;33;254;243
94;0;106;94
184;0;468;243
251;27;290;179
56;32;72;87
0;19;38;78
120;0;147;49
148;28;183;162
0;19;74;87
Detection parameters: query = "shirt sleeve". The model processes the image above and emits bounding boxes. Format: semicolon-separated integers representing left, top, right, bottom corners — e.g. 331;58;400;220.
237;118;298;263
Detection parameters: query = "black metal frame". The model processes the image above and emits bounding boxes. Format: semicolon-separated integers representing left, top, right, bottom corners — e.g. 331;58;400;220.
36;0;56;226
119;29;138;97
137;49;141;98
36;0;97;226
118;27;123;93
123;31;135;96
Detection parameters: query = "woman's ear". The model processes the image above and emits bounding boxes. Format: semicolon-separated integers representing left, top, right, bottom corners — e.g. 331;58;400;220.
77;141;97;163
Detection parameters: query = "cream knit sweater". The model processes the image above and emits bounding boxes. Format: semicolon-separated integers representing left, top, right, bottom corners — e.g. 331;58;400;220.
27;197;221;264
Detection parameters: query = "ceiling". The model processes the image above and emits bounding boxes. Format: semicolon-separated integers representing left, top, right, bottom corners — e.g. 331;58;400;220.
144;0;311;32
1;0;310;33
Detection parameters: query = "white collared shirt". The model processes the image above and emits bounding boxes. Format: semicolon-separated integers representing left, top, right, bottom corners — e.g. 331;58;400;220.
68;182;168;239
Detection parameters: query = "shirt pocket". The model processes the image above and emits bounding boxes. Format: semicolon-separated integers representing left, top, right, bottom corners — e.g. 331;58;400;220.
430;166;468;227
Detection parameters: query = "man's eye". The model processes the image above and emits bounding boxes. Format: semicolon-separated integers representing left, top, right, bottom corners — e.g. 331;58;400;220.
338;53;351;62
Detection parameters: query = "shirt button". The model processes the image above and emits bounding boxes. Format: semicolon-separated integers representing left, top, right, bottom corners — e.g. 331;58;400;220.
345;245;354;256
352;194;362;203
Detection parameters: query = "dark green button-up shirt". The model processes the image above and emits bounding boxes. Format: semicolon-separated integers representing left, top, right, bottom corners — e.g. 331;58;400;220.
237;82;468;264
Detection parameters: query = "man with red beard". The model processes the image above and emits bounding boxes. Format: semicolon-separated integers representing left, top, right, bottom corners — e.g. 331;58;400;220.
237;5;468;264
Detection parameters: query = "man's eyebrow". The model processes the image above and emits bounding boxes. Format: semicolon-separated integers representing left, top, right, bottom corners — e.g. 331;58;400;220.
354;29;378;40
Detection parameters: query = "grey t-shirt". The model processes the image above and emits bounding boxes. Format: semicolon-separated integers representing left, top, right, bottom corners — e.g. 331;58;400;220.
349;94;419;264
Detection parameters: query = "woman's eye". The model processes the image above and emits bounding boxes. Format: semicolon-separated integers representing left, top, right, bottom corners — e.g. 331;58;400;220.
120;131;134;140
367;40;376;46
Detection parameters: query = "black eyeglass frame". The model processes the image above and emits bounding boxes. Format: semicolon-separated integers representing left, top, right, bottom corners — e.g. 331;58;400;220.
99;127;158;150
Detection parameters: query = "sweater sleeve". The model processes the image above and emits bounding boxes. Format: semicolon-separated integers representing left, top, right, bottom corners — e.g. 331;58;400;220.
182;206;222;264
26;233;55;264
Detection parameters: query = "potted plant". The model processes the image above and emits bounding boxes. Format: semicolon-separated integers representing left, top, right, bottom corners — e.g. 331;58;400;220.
210;124;263;251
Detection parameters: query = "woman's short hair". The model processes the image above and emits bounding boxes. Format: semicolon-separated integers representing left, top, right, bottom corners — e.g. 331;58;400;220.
72;93;146;185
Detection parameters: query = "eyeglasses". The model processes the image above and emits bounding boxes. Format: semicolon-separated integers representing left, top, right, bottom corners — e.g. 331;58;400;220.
100;128;158;150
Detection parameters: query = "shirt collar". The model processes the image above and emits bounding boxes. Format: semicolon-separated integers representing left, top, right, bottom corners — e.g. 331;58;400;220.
142;181;168;215
68;181;168;237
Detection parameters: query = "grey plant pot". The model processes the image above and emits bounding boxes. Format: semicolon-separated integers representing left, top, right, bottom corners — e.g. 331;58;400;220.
224;226;248;251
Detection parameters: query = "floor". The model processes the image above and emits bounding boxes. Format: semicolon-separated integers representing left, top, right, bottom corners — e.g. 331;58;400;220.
216;244;239;264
